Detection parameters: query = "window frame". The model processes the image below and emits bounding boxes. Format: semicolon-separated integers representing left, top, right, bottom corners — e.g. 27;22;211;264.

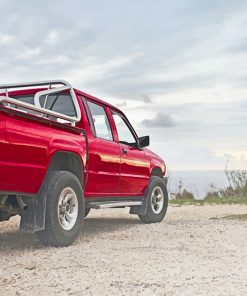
80;96;96;135
111;110;140;148
86;99;114;142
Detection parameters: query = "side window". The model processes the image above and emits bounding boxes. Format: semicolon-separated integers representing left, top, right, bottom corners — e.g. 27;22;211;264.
87;101;113;141
112;112;136;146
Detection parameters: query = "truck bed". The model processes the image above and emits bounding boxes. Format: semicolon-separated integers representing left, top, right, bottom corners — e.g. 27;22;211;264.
0;107;87;195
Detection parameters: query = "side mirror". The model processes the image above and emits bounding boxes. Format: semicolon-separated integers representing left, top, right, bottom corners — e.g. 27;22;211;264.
139;136;150;148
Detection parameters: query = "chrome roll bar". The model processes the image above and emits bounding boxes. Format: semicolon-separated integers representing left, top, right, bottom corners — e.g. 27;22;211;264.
0;80;81;124
0;79;70;89
0;96;78;124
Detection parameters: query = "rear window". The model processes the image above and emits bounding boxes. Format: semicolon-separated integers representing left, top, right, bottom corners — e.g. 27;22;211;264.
15;95;34;105
12;94;76;117
8;95;38;115
39;94;76;117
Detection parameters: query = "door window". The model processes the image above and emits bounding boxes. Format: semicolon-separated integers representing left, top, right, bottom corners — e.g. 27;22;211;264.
112;113;137;146
87;101;113;141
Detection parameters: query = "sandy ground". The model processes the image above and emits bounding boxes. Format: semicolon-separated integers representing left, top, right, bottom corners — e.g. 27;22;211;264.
0;205;247;296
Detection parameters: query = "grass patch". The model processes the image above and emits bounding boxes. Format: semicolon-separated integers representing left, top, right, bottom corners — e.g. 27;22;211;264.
169;199;204;206
169;197;247;206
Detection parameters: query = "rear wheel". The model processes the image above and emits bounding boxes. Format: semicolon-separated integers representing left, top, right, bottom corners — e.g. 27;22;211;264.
138;176;168;224
36;171;84;247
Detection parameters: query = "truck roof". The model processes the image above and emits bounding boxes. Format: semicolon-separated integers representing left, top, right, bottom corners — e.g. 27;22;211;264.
74;88;124;115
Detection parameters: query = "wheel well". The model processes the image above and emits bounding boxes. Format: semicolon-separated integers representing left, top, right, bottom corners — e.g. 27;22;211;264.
48;152;83;184
151;167;163;178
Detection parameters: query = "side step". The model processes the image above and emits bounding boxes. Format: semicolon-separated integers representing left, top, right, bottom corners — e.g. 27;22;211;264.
87;200;143;209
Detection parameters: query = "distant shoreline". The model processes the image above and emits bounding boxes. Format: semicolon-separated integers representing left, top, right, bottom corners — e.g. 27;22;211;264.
167;170;229;199
169;197;247;206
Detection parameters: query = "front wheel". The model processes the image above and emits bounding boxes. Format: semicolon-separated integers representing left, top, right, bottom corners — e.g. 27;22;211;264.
36;171;85;247
138;176;168;224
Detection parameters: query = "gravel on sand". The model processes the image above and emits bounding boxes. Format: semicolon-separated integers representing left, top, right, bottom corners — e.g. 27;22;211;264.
0;205;247;296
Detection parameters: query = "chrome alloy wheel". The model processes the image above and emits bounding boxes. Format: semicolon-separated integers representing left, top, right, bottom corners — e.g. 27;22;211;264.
58;187;79;231
151;186;164;214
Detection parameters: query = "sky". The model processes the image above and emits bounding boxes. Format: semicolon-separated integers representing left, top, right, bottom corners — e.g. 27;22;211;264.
0;0;246;171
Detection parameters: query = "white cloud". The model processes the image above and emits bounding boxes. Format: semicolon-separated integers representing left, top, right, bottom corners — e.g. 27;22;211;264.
69;54;141;85
46;30;59;44
0;33;13;45
0;0;246;170
34;55;71;65
17;47;41;59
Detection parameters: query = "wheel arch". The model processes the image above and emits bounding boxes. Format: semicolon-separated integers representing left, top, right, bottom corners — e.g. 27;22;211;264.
20;151;84;234
48;151;84;185
150;166;163;178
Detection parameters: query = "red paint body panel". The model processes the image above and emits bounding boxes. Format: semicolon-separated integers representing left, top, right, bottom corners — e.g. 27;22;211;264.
0;87;166;199
118;144;149;195
0;109;86;194
85;137;121;196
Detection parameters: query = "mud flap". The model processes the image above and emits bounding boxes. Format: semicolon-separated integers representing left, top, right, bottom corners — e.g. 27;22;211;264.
129;186;150;215
20;182;47;233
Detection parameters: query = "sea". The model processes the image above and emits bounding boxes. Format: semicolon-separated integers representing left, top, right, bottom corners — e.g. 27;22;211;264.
167;170;229;200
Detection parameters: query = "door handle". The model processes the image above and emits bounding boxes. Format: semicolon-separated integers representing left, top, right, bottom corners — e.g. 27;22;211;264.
122;147;128;154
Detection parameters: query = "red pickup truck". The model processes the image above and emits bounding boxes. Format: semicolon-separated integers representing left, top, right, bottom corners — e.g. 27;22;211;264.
0;80;168;246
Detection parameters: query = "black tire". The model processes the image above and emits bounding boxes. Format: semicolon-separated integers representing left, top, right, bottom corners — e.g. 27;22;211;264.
138;176;168;224
84;208;91;218
36;171;85;247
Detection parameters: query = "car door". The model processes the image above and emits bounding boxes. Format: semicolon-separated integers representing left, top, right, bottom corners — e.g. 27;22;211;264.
111;111;150;196
84;100;121;197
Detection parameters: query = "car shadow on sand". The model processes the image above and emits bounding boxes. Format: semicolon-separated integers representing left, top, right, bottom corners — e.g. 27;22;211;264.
0;215;141;251
83;216;141;237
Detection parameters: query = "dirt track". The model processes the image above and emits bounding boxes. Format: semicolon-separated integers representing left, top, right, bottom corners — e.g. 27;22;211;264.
0;205;247;296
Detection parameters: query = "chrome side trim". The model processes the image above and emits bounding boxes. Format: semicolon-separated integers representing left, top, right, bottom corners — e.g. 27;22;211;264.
88;200;143;209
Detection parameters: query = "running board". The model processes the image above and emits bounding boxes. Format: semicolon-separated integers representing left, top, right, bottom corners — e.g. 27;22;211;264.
87;200;143;209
